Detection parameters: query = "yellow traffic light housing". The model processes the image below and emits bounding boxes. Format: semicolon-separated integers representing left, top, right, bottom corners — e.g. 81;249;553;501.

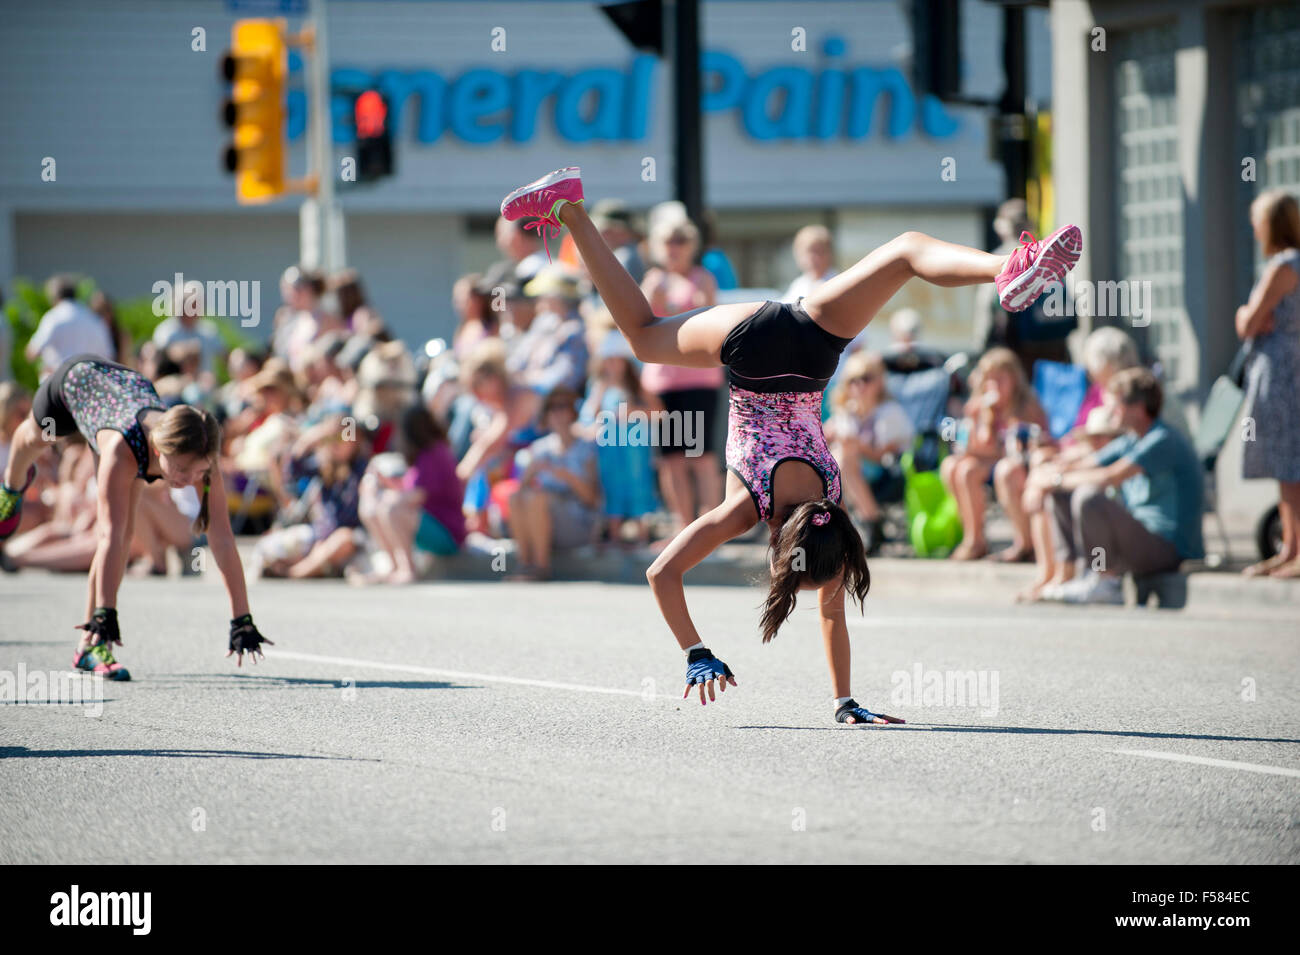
220;19;287;204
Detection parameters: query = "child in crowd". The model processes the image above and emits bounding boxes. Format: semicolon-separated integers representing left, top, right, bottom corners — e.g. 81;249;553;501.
507;387;601;580
941;347;1049;561
358;404;466;584
826;350;915;554
580;330;659;547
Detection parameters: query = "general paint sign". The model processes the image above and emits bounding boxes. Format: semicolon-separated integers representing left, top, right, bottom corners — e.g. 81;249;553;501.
284;34;959;147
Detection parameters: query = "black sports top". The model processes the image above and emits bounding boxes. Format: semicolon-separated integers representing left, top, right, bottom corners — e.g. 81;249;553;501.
719;299;853;394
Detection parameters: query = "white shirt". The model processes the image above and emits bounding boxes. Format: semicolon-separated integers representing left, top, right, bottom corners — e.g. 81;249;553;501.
781;269;839;304
153;317;224;373
28;300;114;376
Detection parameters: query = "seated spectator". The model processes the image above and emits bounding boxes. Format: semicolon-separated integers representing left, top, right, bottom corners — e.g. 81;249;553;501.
2;439;99;572
252;415;367;579
152;279;223;379
826;350;915;554
357;404;466;584
352;340;417;454
1025;368;1204;605
455;339;542;534
451;273;497;358
589;199;646;285
782;224;838;303
882;308;946;371
941;347;1048;560
510;267;589;394
507;387;601;581
329;268;383;337
579;331;659;547
1014;327;1140;594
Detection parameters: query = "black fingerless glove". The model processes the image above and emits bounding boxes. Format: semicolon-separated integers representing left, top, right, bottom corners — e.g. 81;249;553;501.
77;607;121;647
229;613;272;657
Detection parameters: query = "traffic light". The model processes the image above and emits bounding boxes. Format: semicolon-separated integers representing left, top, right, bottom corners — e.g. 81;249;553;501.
220;19;287;204
910;0;962;102
353;89;394;183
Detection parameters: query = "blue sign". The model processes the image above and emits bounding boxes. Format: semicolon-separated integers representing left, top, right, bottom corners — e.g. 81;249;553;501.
286;35;957;146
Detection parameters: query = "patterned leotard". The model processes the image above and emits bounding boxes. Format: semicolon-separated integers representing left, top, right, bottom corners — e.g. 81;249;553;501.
56;357;166;481
725;387;841;521
719;300;851;522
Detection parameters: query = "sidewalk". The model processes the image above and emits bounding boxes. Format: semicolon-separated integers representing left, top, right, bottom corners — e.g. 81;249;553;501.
422;538;1300;612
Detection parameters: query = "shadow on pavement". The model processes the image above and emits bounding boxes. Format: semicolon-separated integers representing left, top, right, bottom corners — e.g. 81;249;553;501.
734;723;1300;744
0;745;373;761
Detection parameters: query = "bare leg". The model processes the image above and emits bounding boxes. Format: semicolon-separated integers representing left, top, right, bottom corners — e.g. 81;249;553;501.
557;201;756;366
661;455;693;529
804;231;1007;340
993;458;1032;560
381;500;421;583
834;443;880;520
689;454;722;517
2;416;52;491
1266;484;1300;578
288;527;356;578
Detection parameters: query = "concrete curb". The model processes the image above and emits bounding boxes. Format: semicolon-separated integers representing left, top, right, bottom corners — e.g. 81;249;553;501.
422;544;1300;610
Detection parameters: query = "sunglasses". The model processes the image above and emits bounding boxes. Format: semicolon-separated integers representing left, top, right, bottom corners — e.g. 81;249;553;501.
664;235;691;245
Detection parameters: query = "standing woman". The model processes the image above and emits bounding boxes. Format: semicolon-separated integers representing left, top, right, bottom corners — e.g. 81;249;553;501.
639;218;724;541
0;354;272;679
1236;190;1300;577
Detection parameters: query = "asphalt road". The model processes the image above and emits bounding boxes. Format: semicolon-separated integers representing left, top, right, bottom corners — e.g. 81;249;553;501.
2;569;1297;864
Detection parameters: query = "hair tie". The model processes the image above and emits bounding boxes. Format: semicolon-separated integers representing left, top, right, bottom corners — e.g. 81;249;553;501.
812;510;831;526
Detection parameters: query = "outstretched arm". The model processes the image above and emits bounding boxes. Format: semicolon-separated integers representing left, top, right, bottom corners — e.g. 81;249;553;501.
646;489;757;651
817;576;851;699
204;465;250;618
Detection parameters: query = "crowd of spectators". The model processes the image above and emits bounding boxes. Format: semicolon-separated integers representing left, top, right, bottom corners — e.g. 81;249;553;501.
0;198;1223;601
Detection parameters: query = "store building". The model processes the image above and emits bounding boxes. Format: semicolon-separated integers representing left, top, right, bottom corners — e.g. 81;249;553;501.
0;0;1049;350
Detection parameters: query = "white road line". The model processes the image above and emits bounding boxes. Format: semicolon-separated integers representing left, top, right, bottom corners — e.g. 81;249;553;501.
267;648;660;700
1108;748;1300;779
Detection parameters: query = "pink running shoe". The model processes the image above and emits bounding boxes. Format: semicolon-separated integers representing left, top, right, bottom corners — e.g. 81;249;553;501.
995;225;1082;312
499;166;584;260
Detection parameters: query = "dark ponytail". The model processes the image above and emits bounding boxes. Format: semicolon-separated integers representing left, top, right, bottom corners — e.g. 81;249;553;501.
759;498;870;643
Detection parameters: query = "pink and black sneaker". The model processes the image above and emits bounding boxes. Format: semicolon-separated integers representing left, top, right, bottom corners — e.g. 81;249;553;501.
500;166;584;260
0;465;35;542
995;225;1082;312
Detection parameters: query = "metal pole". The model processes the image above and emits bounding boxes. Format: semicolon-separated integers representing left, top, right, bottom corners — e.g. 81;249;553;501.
999;4;1029;201
669;0;704;225
300;0;346;272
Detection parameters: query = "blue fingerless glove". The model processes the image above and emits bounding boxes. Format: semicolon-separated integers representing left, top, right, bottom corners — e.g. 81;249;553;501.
686;647;734;686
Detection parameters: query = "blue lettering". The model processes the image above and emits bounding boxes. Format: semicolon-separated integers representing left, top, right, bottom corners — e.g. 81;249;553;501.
449;69;510;143
622;54;655;140
701;49;746;113
297;34;958;146
555;68;624;142
511;70;564;142
921;93;960;138
744;67;812;140
847;66;913;140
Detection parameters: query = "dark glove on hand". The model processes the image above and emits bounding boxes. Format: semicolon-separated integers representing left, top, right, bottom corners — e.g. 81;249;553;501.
77;607;121;648
685;647;734;686
227;613;273;665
